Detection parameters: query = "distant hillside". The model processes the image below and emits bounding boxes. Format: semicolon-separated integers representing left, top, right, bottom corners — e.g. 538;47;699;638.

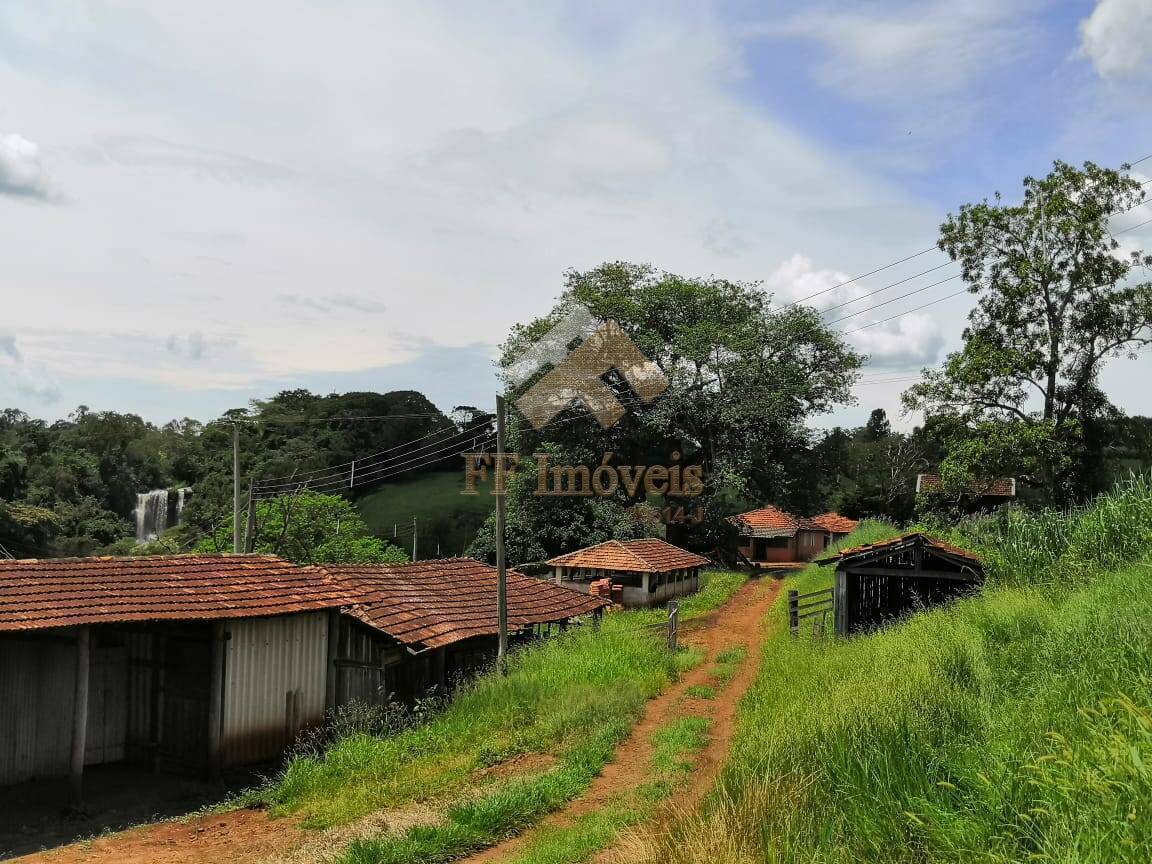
356;470;494;559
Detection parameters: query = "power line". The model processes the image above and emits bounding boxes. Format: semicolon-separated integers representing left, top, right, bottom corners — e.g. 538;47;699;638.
826;273;963;326
817;261;955;314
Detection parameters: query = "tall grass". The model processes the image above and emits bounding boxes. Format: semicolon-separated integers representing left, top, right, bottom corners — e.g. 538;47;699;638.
622;482;1152;864
948;472;1152;586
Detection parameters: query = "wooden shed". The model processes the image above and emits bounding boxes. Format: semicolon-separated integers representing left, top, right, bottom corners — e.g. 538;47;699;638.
546;539;710;608
0;554;349;800
818;533;983;635
321;558;608;702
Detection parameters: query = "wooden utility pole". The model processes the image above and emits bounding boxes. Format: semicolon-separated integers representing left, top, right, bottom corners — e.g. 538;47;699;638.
232;422;242;554
244;478;257;554
495;395;509;668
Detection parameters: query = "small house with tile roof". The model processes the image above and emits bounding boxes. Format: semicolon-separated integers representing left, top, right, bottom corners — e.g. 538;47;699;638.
546;539;711;608
0;554;350;796
810;512;859;543
728;506;829;567
0;553;604;799
916;474;1017;508
319;558;606;703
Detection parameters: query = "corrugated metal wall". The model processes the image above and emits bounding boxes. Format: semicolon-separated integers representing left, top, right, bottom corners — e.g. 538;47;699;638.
0;632;137;785
0;636;75;785
221;613;329;766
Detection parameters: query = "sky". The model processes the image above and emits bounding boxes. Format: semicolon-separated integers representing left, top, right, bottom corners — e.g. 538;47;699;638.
0;0;1150;431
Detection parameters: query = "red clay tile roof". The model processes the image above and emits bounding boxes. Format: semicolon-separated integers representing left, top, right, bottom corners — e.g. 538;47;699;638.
545;539;711;573
0;554;349;633
728;506;825;537
810;513;859;534
916;474;1016;497
323;558;607;650
823;532;981;566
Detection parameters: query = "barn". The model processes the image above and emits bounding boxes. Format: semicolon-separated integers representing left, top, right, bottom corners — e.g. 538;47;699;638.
0;554;349;800
546;539;710;608
320;558;608;703
818;533;984;635
729;506;828;567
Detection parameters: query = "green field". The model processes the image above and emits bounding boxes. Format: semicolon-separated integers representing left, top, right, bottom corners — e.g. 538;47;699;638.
630;478;1152;864
355;471;495;559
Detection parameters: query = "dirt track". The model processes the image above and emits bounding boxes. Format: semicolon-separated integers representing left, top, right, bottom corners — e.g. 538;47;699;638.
464;576;780;864
12;577;780;864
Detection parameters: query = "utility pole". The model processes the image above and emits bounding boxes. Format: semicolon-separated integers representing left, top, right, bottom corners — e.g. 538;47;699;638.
412;517;418;561
244;478;257;554
495;394;509;669
232;422;242;554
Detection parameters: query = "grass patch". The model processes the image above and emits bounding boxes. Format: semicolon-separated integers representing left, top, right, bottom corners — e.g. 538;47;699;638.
624;483;1152;864
684;684;715;700
502;716;712;864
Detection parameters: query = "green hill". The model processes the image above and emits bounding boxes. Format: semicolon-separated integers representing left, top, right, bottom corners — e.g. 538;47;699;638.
355;470;494;559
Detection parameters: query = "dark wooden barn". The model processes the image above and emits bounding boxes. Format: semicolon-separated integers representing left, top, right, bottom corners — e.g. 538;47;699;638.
818;533;984;636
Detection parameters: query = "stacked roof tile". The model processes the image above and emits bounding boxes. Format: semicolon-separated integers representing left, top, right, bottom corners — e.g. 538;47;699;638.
322;558;607;650
823;532;981;566
810;512;859;535
0;554;349;632
728;506;824;537
545;539;711;573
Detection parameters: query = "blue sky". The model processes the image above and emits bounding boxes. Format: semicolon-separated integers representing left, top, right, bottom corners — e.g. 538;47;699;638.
0;0;1149;430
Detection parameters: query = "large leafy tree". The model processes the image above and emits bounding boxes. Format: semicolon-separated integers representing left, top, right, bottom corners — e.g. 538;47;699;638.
904;161;1152;502
470;262;863;562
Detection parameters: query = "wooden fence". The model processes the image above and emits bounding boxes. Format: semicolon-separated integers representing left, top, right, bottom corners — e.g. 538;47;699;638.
788;587;834;637
642;600;681;651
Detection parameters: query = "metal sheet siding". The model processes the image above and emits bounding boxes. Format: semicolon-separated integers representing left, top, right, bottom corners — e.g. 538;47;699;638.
221;612;329;766
0;636;75;785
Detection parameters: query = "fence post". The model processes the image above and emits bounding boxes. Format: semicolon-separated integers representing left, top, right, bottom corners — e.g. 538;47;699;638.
788;589;799;636
667;600;679;651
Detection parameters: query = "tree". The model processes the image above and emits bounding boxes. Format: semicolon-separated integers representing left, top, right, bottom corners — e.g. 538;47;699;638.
904;161;1152;503
196;491;408;564
470;262;864;561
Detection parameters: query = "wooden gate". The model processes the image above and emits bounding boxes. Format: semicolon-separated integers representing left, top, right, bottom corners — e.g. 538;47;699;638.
788;587;834;636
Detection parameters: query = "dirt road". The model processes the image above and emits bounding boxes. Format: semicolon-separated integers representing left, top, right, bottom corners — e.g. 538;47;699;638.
463;576;780;864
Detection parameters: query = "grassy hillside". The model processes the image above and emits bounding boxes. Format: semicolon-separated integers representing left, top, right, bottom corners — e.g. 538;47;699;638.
356;471;494;559
629;478;1152;864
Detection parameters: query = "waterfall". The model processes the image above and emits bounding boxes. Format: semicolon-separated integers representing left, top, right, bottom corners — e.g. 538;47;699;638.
134;487;192;542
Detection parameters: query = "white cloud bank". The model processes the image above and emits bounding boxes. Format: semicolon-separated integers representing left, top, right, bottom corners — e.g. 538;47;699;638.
0;133;55;200
1079;0;1152;81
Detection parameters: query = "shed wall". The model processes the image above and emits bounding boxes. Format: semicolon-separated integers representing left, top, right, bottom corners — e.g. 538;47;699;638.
221;612;329;766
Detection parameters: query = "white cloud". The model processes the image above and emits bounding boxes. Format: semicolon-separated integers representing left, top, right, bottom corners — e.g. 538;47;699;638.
1078;0;1152;81
0;336;60;402
0;133;56;199
845;313;945;368
766;253;868;311
0;1;939;418
752;1;1037;106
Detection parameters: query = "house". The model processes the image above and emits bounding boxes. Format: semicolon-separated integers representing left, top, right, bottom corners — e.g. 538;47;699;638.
319;558;608;702
0;554;605;800
0;554;349;799
546;539;710;608
728;506;828;567
817;533;983;635
810;512;859;544
916;474;1017;508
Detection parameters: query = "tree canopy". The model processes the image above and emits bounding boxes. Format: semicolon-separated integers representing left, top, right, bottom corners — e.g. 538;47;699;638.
904;160;1152;502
